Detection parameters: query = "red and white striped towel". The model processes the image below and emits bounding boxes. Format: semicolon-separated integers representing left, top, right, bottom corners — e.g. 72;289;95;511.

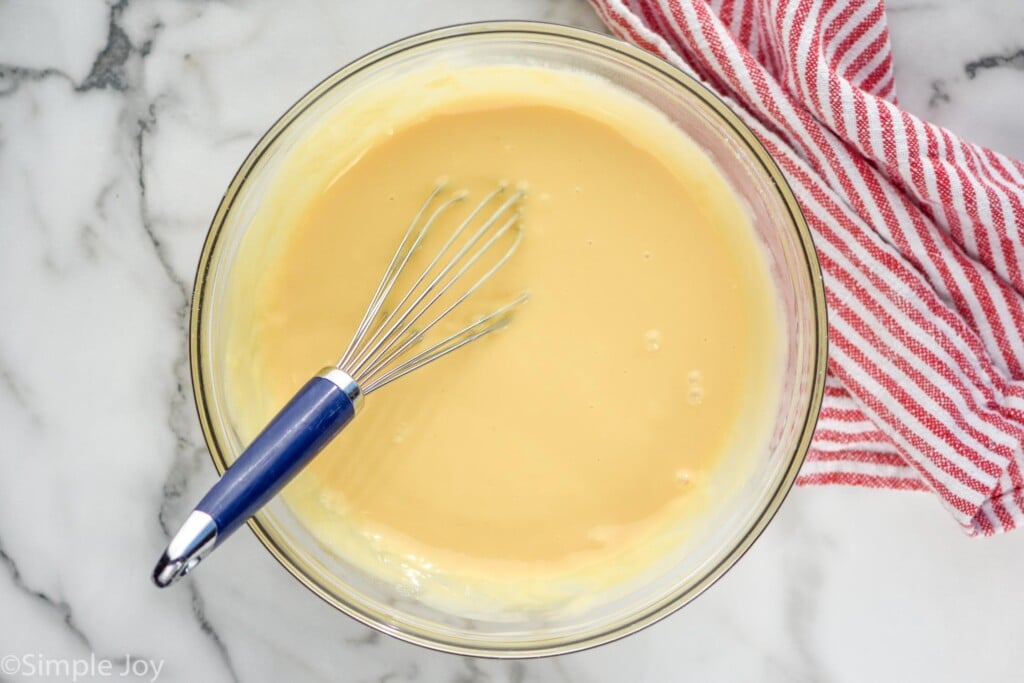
589;0;1024;534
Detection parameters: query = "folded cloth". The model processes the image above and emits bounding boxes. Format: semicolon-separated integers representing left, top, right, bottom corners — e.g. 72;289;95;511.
589;0;1024;534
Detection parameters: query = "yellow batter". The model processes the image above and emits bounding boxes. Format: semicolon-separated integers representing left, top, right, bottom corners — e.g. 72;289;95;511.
222;65;783;612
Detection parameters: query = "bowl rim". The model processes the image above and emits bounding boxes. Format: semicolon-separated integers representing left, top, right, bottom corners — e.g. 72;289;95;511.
189;20;828;658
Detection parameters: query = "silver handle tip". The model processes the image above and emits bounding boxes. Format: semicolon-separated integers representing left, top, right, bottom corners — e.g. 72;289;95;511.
152;511;218;588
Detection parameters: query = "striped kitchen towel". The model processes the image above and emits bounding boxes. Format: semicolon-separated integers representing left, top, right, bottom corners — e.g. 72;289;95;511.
589;0;1024;534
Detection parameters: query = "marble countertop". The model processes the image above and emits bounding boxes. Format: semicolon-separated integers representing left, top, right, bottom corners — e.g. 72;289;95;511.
1;1;1023;681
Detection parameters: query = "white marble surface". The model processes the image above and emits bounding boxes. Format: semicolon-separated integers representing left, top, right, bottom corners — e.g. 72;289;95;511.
1;1;1022;681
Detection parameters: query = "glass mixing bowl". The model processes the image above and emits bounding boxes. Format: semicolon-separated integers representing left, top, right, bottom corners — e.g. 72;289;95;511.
190;22;827;656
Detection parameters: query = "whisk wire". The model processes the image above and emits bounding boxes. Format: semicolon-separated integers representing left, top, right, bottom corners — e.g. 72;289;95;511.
344;187;497;373
337;183;446;368
345;187;524;383
358;215;523;384
362;292;528;393
370;184;503;336
351;211;520;382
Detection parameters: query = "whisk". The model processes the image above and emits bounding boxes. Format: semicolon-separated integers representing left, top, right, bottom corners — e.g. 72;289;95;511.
153;183;526;587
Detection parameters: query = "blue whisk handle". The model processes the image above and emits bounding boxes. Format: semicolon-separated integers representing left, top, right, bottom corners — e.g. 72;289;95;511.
198;370;360;535
152;367;363;587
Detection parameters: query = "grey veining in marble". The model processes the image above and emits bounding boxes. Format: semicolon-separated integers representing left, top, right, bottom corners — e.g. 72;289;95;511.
0;1;1022;681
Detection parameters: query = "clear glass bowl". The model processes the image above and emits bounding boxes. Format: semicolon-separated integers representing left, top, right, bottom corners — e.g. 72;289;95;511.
190;22;827;657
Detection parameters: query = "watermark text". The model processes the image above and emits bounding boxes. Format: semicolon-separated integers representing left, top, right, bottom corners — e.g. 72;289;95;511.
0;653;164;682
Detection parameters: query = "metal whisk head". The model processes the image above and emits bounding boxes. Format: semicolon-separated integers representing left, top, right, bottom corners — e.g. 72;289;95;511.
337;182;527;394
